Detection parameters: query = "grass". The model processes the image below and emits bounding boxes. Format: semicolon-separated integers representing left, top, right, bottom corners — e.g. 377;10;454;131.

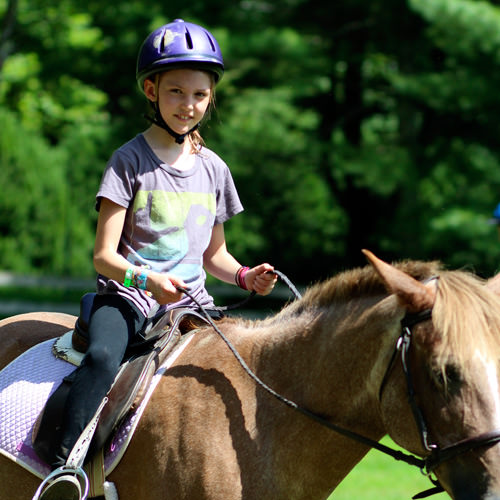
0;285;86;304
0;284;89;320
328;436;448;499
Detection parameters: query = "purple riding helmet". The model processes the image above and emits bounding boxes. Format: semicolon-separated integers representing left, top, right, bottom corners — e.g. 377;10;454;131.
136;19;224;144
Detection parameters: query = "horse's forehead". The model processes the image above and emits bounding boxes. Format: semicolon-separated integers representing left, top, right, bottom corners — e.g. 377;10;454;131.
458;350;500;428
476;355;500;417
469;348;500;378
414;318;500;371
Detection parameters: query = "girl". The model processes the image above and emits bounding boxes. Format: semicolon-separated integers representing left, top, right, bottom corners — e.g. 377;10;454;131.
40;19;276;500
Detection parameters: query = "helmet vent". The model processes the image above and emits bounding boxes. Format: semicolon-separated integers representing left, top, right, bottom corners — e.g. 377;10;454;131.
185;29;194;50
206;33;216;53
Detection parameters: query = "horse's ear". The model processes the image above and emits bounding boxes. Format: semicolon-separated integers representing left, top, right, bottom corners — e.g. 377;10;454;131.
362;249;436;312
486;272;500;296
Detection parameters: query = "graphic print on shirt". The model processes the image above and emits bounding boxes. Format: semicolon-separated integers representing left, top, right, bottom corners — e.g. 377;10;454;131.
131;190;216;280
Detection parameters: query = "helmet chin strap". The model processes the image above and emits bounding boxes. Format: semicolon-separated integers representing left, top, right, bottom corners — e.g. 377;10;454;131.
144;102;199;144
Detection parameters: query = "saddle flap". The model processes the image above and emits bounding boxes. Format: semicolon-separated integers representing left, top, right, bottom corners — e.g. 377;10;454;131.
86;327;182;458
32;323;184;466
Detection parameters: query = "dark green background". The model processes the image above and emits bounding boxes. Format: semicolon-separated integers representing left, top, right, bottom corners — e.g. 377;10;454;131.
2;0;500;289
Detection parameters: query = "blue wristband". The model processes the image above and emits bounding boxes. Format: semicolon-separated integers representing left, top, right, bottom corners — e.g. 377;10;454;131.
133;268;149;290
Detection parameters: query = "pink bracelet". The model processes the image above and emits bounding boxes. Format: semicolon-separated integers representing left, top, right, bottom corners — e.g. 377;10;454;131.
235;266;250;290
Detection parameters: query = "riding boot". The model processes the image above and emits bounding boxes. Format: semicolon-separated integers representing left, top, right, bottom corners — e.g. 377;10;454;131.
50;445;71;471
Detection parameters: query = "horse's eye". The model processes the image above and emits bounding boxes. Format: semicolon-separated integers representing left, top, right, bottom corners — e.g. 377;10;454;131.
434;365;462;392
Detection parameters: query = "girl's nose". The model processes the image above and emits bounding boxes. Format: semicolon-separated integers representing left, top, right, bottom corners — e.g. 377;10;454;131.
181;96;194;108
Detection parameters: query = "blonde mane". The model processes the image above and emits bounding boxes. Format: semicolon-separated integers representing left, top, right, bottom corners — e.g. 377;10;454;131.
297;259;442;309
432;270;500;369
279;261;500;372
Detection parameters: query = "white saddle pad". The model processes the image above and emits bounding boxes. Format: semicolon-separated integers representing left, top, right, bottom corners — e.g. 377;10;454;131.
0;332;195;479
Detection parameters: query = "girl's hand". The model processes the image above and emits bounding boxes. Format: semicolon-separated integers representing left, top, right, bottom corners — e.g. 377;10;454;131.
245;263;277;296
147;272;187;305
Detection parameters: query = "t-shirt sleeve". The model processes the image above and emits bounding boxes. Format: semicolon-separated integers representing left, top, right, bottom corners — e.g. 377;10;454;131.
215;161;244;225
95;149;137;211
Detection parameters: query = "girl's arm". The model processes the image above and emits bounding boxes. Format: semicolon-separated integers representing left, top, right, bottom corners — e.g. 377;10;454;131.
93;197;185;304
203;223;277;295
93;198;131;280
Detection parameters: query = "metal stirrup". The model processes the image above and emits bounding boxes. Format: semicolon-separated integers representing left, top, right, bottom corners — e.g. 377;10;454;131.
32;397;108;500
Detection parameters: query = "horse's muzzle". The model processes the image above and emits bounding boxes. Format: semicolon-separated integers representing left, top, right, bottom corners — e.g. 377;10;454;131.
449;481;500;500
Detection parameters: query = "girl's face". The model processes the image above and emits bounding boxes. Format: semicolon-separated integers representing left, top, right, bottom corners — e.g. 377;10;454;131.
144;69;213;137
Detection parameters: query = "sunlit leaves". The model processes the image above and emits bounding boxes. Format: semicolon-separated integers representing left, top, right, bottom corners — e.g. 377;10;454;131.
409;0;500;60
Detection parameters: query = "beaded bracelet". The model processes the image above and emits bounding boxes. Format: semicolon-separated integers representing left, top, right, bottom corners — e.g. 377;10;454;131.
132;267;149;290
123;266;149;290
235;266;250;290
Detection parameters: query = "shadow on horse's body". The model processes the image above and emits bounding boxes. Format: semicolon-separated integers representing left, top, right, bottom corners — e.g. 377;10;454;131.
2;251;500;500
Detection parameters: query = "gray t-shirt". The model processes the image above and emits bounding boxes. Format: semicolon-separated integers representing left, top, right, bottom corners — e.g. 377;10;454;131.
95;134;243;316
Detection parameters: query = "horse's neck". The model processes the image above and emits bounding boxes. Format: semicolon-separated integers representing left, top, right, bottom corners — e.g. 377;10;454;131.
254;298;396;429
233;299;397;497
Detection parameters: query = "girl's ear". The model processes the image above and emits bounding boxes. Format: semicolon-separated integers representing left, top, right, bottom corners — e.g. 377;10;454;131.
143;78;157;102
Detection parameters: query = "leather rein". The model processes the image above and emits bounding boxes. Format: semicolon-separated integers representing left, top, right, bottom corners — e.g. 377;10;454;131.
179;274;500;500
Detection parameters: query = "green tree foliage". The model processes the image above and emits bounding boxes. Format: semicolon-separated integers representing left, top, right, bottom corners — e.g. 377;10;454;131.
2;0;500;282
0;0;112;276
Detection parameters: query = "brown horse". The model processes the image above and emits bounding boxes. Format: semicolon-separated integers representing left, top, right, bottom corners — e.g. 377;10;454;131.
2;251;500;500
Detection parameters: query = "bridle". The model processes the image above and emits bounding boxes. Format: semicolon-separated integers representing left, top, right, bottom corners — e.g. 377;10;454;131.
179;273;500;500
379;307;500;498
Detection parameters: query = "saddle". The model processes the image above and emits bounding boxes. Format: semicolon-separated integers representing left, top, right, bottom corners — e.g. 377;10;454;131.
32;293;220;466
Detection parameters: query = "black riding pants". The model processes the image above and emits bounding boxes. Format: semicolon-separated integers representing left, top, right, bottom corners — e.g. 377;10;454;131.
53;294;147;468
